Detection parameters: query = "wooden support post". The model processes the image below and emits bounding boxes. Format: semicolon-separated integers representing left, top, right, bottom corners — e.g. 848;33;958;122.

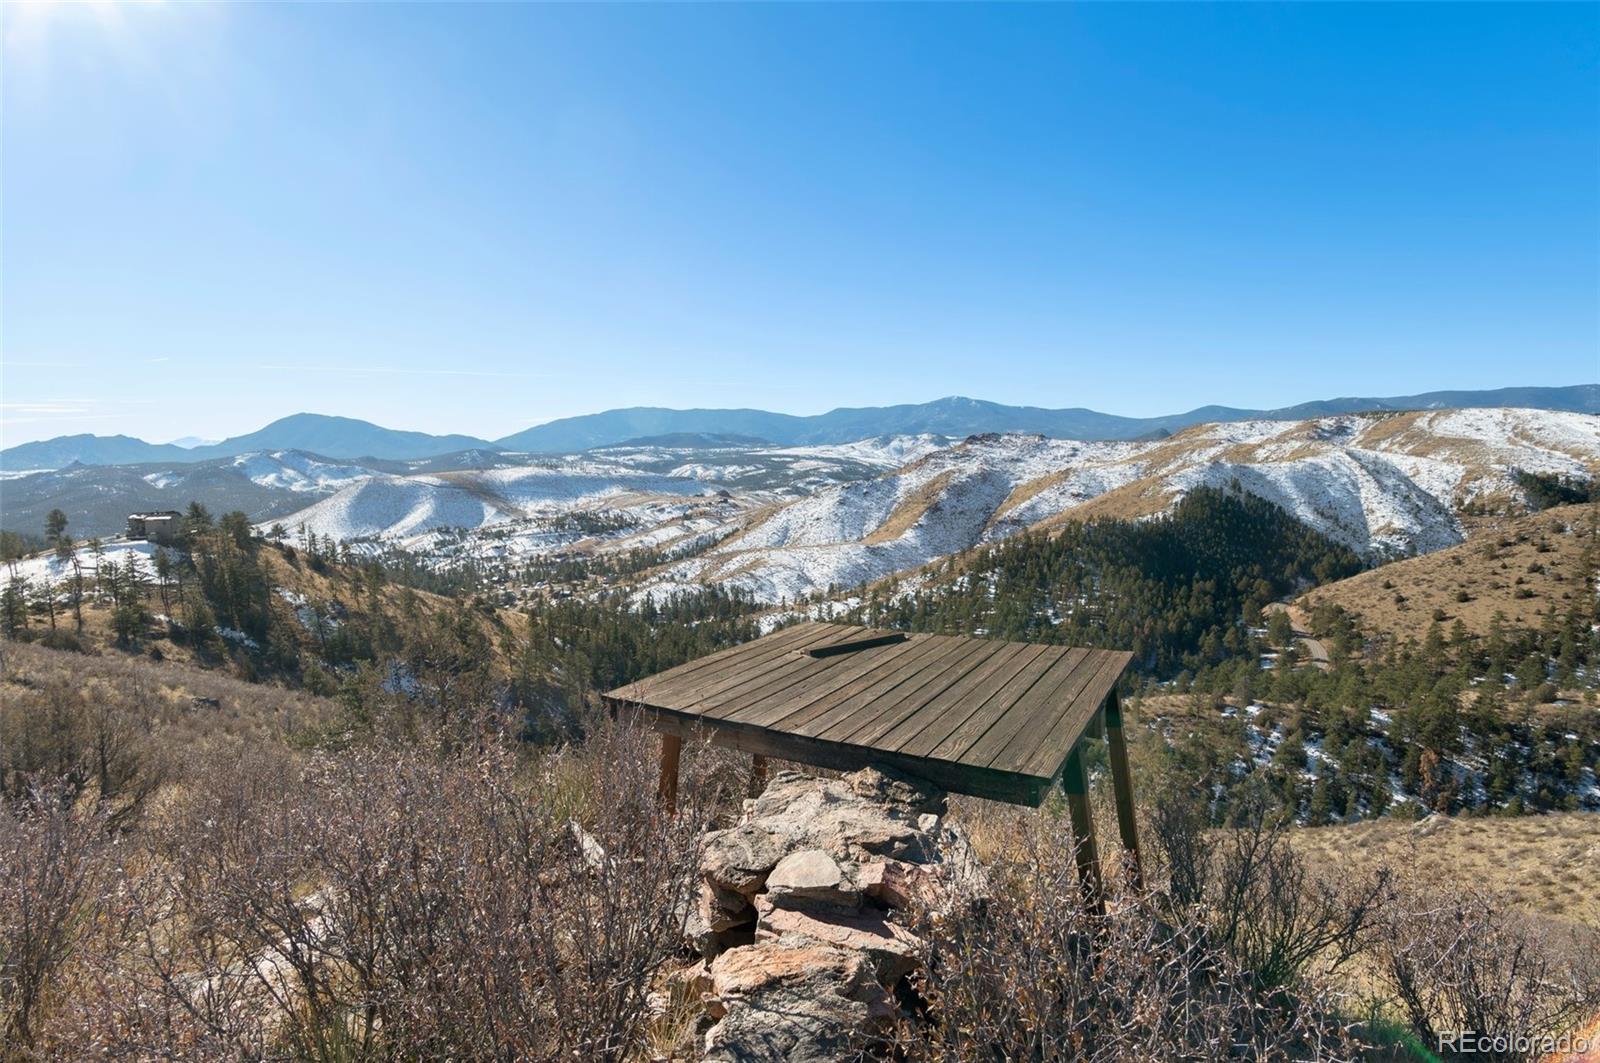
749;754;770;797
1062;744;1105;916
1103;690;1143;891
658;733;681;813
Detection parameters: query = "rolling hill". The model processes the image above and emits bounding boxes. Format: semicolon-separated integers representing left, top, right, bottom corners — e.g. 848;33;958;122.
1296;503;1598;640
635;408;1600;603
2;413;497;470
7;384;1594;469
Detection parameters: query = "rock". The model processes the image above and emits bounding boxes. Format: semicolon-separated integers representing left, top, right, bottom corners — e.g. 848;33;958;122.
755;896;924;985
702;881;757;933
855;857;945;912
764;849;861;909
702;824;791;896
690;765;966;1060
702;943;893;1062
744;773;934;864
847;765;947;817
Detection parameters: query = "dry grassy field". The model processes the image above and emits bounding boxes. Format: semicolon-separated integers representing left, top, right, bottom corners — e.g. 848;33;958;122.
1295;812;1600;930
1298;503;1597;641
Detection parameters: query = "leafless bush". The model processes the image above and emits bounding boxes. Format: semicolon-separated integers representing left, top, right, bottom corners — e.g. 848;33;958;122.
0;785;108;1056
1374;879;1600;1062
894;811;1364;1062
1209;789;1390;993
1149;779;1211;911
84;721;707;1060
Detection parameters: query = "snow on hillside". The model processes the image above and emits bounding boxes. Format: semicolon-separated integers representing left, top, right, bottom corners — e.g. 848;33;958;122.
251;408;1598;606
634;409;1600;604
3;540;157;588
231;451;374;492
766;434;949;467
272;462;723;547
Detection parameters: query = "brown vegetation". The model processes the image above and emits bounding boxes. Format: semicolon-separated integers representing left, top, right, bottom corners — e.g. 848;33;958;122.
1298;504;1598;642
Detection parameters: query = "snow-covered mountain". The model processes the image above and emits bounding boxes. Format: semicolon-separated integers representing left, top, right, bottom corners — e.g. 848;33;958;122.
263;437;945;553
11;409;1596;610
633;409;1600;604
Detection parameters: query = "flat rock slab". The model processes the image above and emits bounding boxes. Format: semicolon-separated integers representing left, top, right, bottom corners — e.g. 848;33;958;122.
756;897;923;985
765;849;862;909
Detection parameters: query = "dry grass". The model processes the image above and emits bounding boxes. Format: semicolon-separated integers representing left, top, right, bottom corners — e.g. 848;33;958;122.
864;470;956;544
1298;503;1598;641
13;543;531;676
1294;812;1600;931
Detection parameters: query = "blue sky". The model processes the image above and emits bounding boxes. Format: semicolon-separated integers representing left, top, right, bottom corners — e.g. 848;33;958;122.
2;2;1596;445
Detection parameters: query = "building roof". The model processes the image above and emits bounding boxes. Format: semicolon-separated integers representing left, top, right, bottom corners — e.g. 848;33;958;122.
603;621;1132;805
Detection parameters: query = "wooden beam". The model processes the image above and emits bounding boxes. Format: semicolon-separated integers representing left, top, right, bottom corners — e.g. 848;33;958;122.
658;733;682;813
1062;744;1105;916
609;699;1053;806
749;754;769;797
1103;689;1143;890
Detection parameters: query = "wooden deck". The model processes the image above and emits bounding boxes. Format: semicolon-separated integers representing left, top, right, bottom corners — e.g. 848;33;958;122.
602;621;1133;807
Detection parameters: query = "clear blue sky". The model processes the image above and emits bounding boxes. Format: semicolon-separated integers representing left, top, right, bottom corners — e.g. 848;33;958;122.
3;2;1596;445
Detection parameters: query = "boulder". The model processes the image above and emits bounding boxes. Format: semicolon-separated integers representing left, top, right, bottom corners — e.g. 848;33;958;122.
702;943;893;1063
701;823;791;896
855;857;946;912
847;765;948;818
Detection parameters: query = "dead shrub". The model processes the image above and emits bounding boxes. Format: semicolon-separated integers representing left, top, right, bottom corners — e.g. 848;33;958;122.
92;721;707;1060
1374;879;1600;1062
0;785;108;1056
894;810;1364;1062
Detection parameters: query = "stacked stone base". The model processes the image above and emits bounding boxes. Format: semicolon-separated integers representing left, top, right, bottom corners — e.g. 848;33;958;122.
672;766;980;1061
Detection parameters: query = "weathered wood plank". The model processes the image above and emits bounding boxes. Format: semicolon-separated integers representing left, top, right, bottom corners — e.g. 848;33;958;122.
622;620;822;696
617;621;828;704
1016;651;1132;778
984;649;1114;774
919;644;1059;762
827;637;1011;748
806;632;907;657
637;624;858;708
877;641;1032;754
715;635;931;726
788;636;976;739
737;635;959;734
961;648;1093;769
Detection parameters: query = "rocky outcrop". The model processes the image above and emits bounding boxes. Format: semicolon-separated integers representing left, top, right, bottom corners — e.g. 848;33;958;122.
677;765;981;1062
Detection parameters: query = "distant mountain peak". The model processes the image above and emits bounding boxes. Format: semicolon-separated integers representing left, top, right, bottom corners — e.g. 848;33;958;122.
5;385;1595;471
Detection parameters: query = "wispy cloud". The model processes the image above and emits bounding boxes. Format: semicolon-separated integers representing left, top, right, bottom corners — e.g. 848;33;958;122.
259;363;550;380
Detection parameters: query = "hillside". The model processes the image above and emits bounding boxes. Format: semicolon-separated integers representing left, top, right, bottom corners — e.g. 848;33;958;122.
0;450;385;540
638;409;1600;604
1;532;535;695
1295;813;1600;930
1298;503;1598;640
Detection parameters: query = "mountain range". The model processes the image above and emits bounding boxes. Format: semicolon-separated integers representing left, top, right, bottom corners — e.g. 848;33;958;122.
2;384;1595;470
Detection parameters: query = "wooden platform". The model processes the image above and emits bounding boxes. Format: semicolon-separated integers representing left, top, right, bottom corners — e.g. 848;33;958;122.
602;621;1133;807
